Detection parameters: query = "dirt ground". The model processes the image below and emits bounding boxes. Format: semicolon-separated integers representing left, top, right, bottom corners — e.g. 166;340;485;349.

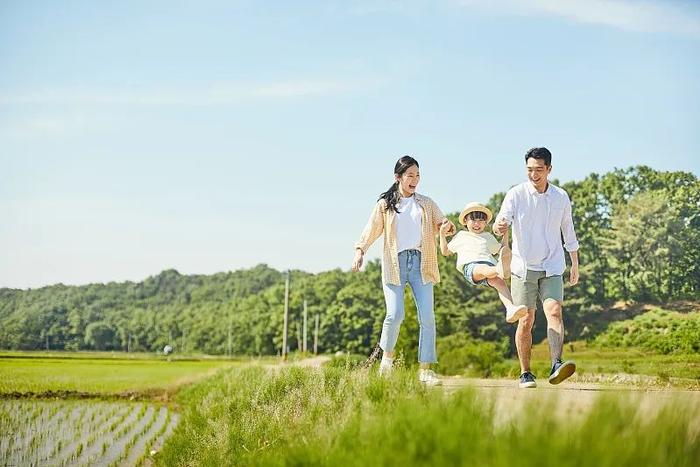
442;376;700;428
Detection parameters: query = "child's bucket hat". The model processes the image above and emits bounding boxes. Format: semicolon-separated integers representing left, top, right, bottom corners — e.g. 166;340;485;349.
459;202;493;226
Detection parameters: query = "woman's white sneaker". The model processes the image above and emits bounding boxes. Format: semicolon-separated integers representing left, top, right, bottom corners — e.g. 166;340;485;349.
378;357;394;377
418;369;442;386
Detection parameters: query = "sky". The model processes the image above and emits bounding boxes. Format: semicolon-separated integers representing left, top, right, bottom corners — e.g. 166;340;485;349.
1;0;699;289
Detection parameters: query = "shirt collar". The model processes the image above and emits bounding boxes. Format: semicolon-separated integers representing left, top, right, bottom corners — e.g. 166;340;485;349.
526;182;550;196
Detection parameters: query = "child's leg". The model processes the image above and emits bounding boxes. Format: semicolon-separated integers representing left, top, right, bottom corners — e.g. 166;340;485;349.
487;277;528;323
486;277;515;308
471;264;499;282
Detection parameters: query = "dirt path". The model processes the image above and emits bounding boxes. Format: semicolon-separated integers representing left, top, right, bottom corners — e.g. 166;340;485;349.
290;355;332;368
441;376;700;427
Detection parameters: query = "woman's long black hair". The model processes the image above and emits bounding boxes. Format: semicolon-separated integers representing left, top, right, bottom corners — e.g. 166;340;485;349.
378;156;419;213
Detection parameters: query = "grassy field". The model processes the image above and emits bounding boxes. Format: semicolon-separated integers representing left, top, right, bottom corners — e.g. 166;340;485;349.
0;352;242;398
156;365;700;467
1;349;699;466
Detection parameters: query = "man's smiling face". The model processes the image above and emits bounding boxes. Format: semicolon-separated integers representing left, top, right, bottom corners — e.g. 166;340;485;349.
526;157;551;192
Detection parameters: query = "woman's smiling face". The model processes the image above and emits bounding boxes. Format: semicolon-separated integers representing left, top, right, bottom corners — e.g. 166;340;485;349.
396;164;420;196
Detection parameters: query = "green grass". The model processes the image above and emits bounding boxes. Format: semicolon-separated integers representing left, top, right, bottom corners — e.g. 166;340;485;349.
0;352;244;397
156;365;700;467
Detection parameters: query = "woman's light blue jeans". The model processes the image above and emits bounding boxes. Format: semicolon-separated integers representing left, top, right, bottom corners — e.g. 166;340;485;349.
379;249;437;363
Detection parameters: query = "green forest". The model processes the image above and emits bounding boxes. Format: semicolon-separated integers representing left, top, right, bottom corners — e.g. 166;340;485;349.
1;166;698;357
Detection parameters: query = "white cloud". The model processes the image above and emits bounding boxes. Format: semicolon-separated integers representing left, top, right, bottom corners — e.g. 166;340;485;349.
0;78;371;106
455;0;700;38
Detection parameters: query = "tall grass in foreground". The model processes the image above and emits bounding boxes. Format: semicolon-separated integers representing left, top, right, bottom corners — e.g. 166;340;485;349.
158;366;700;466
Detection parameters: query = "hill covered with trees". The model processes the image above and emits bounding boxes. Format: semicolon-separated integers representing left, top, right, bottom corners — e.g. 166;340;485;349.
1;166;698;356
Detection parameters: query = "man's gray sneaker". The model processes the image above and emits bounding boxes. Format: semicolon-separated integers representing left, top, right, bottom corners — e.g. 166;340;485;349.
519;371;537;388
548;359;576;385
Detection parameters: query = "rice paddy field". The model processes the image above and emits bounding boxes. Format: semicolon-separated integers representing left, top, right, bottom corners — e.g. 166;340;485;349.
1;350;699;466
1;400;178;466
0;352;235;466
0;352;239;398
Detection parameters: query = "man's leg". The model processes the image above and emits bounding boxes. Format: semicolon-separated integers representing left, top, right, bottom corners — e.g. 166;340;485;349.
542;298;564;365
540;275;575;384
515;309;535;373
510;272;538;375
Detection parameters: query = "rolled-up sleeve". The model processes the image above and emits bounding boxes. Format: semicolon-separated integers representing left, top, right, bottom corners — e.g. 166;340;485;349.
496;189;515;225
431;200;446;231
561;195;579;252
354;201;385;253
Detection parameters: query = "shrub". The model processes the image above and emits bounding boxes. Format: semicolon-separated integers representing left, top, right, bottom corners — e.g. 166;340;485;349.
594;309;700;354
436;333;508;377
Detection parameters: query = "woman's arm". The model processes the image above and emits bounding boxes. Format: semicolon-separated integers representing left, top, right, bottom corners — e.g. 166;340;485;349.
352;201;385;271
430;199;456;236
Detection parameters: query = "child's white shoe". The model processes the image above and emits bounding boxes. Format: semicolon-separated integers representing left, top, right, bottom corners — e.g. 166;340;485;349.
496;260;506;279
506;305;528;323
378;357;394;377
418;369;442;387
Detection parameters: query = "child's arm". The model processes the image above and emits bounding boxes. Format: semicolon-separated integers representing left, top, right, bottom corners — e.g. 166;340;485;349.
487;232;504;255
439;222;453;256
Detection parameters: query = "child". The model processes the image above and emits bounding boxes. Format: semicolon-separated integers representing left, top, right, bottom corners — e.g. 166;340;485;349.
439;202;528;323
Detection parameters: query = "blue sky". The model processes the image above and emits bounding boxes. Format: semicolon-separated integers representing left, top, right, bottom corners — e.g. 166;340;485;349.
1;0;699;288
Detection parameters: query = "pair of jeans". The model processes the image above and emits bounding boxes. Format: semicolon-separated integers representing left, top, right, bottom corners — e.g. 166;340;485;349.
379;249;437;363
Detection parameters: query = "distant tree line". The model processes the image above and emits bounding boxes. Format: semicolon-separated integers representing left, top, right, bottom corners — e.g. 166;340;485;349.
1;166;698;355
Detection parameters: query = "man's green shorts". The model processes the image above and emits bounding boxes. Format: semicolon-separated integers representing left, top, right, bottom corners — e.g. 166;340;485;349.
511;270;564;310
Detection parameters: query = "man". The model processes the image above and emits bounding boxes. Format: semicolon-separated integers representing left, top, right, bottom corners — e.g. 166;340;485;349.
493;147;580;388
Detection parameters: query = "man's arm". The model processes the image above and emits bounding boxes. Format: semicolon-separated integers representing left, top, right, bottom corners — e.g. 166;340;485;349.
493;189;515;236
562;193;580;286
568;250;579;286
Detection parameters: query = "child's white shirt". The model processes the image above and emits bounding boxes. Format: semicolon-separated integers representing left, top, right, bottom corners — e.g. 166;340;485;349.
447;230;502;272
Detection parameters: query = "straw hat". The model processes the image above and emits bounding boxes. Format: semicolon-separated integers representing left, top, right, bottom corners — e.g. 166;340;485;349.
458;202;493;226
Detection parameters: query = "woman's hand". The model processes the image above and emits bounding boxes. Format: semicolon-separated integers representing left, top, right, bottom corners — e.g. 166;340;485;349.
440;218;456;236
351;248;364;272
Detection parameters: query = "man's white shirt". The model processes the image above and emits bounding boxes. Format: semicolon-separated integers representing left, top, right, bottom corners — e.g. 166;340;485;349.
495;182;579;278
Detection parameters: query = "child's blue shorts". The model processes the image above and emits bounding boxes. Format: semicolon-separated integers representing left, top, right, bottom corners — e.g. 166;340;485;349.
463;260;496;286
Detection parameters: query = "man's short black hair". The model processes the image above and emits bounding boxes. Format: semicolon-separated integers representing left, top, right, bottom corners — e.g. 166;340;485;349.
525;147;552;166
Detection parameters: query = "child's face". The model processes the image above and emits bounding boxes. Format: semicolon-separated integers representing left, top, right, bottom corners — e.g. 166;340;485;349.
466;217;487;234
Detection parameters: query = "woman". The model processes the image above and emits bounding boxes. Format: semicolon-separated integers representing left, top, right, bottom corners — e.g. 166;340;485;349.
352;156;455;386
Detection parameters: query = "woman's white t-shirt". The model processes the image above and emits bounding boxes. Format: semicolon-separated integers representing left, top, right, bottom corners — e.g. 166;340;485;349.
396;196;422;252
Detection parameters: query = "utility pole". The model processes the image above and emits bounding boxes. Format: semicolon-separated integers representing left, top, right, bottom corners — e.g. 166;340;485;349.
228;318;232;358
282;270;290;360
314;314;319;355
303;300;308;353
45;331;49;352
127;334;131;353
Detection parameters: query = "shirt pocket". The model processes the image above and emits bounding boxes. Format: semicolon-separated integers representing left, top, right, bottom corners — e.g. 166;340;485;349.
549;204;565;230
